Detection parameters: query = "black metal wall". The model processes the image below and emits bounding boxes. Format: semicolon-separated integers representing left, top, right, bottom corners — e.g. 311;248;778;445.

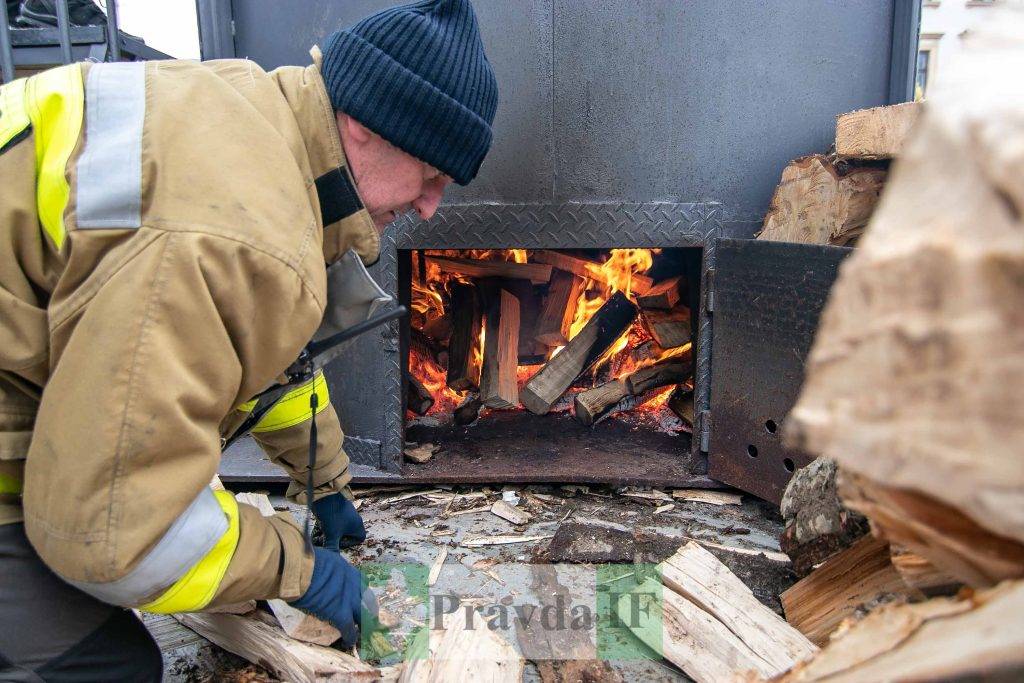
226;0;899;235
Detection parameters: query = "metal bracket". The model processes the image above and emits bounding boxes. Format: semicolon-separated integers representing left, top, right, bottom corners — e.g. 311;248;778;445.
699;410;711;453
704;267;716;313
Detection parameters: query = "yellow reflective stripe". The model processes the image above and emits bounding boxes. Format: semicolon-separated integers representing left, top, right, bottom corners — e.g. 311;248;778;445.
251;372;330;433
139;490;240;614
0;474;22;495
0;78;31;149
27;65;84;250
237;399;258;414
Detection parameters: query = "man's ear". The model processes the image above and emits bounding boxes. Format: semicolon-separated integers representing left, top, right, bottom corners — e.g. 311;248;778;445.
339;113;374;145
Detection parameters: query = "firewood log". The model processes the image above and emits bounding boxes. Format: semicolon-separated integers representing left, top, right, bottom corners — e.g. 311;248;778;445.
445;282;482;391
479;288;520;409
406;375;434;416
534;269;586;346
427;256;551;284
532;250;654;294
636;275;682;310
835;102;921;160
641;307;690;348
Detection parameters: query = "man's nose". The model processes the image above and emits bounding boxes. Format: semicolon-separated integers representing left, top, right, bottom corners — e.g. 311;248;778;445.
413;185;445;221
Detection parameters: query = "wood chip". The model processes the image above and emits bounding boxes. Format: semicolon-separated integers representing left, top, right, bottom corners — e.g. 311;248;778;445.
428;547;448;587
429;528;455;537
672;489;743;506
461;534;553;547
654;503;675;515
491;500;532;525
404;443;440;464
380;488;443;505
621;489;673;503
445;505;492;518
682;536;790;563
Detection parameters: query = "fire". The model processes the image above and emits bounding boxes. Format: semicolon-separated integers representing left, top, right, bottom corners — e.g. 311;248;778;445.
407;248;689;426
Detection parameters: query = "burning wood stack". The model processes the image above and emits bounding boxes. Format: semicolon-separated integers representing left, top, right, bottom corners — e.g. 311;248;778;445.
407;248;695;432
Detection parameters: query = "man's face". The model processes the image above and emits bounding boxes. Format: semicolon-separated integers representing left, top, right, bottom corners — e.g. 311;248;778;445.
337;113;452;230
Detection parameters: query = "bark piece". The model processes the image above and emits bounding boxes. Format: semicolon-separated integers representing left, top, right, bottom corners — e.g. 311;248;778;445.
780;535;919;646
176;613;377;682
835;102;921;160
532;250;654;294
779;459;869;577
426;256;551;284
404;443;440;464
521;292;638;415
479;288;520;409
445;282;482;391
636;275;682;310
661;542;817;673
534;270;586;346
757;154;886;246
640;308;690;349
405;375;434;416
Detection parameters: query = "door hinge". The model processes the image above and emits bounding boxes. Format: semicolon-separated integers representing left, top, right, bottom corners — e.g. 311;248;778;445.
704;267;716;313
699;409;711;452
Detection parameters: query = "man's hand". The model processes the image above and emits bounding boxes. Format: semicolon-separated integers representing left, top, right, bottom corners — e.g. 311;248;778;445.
289;547;377;647
312;493;366;550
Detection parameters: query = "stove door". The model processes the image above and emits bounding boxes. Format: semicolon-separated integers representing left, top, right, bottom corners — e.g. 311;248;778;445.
706;238;852;504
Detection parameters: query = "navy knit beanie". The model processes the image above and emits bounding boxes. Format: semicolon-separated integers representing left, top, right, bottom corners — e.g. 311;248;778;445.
320;0;498;186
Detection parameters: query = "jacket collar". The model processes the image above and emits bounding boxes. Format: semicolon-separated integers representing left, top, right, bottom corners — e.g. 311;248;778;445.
269;48;380;266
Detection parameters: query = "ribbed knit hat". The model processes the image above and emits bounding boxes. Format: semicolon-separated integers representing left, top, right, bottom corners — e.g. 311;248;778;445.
320;0;498;186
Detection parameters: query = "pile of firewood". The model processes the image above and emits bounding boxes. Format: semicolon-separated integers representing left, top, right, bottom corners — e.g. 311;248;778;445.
764;22;1024;680
408;249;695;430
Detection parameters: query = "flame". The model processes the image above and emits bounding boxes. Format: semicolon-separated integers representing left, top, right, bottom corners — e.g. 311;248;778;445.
407;247;690;426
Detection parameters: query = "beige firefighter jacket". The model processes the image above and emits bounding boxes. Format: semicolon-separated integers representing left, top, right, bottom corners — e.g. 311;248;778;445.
0;51;379;610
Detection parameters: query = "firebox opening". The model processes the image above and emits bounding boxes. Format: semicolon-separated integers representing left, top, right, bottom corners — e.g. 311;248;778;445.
397;248;706;485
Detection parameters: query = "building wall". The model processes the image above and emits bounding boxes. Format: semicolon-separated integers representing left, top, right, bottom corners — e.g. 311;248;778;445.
918;0;1017;97
230;0;897;236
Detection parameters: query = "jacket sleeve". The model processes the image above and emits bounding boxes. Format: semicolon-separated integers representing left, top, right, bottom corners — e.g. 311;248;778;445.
245;370;354;504
23;230;324;611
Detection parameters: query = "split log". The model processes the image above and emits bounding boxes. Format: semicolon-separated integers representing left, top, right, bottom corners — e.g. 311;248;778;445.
625;360;688;395
640;308;690;349
445;282;482;391
406;375;434;416
757;154;886;246
667;384;694;427
662;542;817;673
773;581;1024;683
835;102;921;160
780;535;919;646
479;288;520;409
521;292;638;415
497;278;547;363
532;250;654;294
624;578;774;682
573;379;628;426
234;493;342;646
636;276;682;310
534;269;586;346
889;545;961;597
399;606;524;683
426;255;551;284
176;613;377;683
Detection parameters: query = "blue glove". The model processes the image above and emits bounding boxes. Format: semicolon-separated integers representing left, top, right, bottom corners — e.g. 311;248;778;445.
312;493;366;551
289;546;377;648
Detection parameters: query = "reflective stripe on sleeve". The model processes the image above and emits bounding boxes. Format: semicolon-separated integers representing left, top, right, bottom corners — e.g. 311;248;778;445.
67;486;229;606
251;371;330;433
76;61;145;229
139;490;241;613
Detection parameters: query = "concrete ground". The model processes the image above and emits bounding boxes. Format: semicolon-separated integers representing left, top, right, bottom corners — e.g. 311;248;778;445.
151;483;793;682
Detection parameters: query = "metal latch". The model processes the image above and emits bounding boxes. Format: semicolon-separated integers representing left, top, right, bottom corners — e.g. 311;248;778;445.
704;267;716;313
699;409;711;452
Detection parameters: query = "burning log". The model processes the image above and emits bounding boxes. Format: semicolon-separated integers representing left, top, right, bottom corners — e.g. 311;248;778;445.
641;307;690;349
480;288;521;409
636;276;682;310
668;384;694;427
534;269;586;347
625;360;688;396
532;250;654;294
573;379;629;426
445;282;482;391
406;375;434;416
521;292;638;415
426;256;552;284
574;357;690;426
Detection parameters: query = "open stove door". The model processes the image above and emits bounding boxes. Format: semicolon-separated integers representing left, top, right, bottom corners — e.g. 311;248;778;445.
706;238;852;504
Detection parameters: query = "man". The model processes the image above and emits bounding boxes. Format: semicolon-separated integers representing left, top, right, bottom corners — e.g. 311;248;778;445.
0;0;497;679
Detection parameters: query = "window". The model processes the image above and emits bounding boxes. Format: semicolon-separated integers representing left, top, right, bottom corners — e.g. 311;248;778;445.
916;50;931;100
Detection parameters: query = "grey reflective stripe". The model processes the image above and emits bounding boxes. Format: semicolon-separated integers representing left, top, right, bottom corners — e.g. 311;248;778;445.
76;62;145;229
67;486;228;606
